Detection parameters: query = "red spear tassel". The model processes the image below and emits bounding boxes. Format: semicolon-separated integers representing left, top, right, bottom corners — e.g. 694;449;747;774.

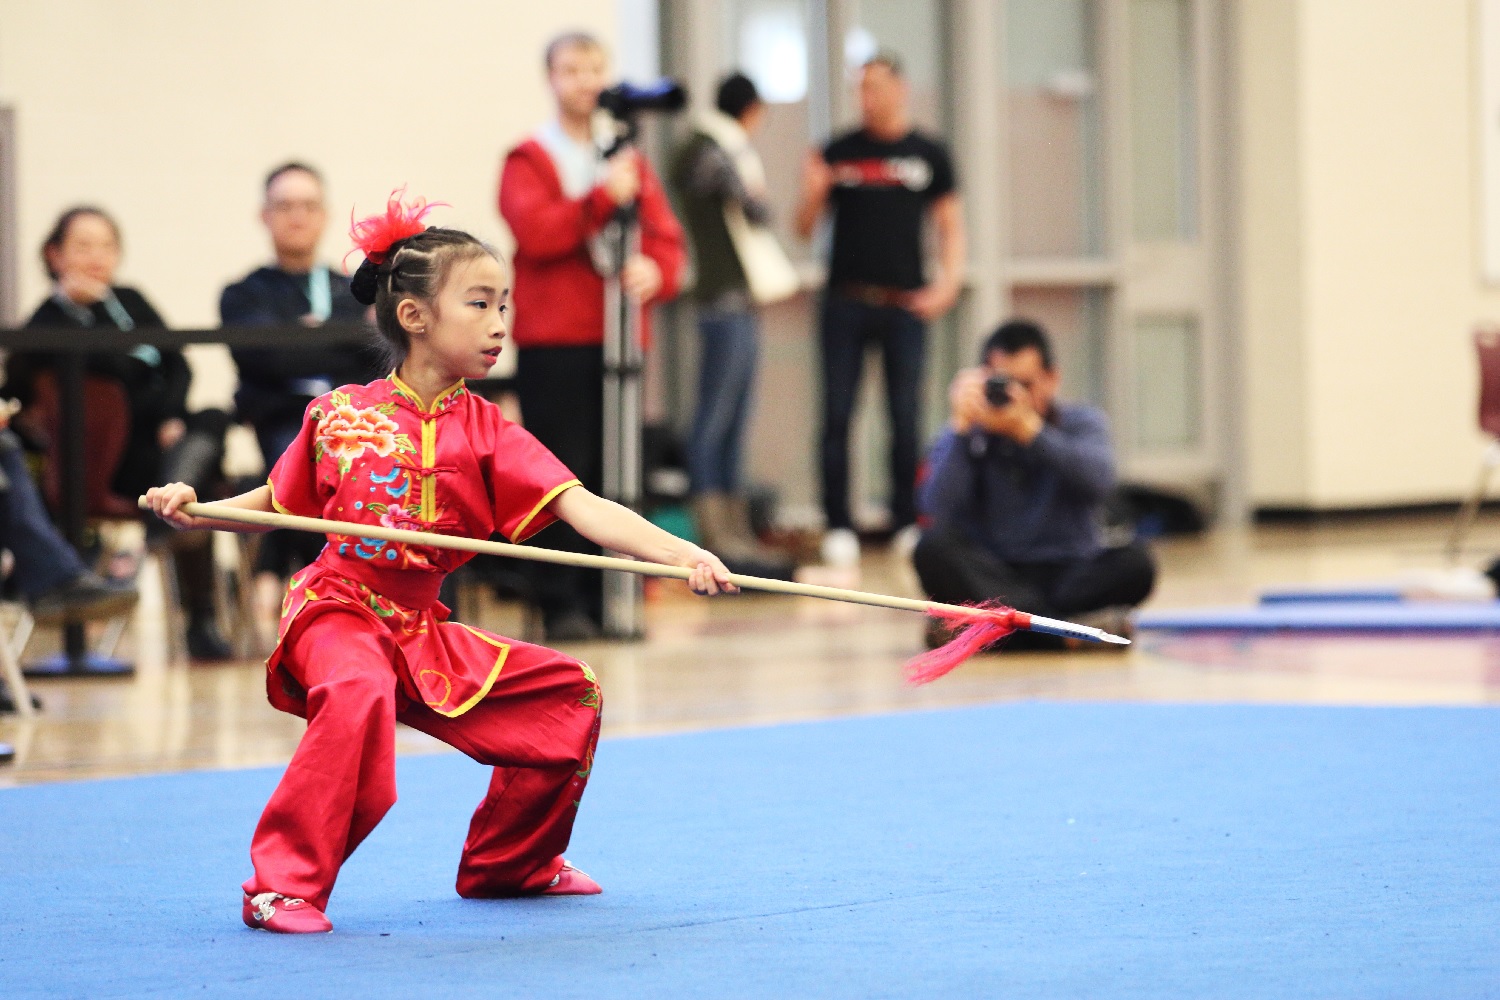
903;602;1033;685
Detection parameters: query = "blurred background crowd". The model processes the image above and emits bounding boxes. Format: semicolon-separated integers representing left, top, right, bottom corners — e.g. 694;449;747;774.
0;0;1497;716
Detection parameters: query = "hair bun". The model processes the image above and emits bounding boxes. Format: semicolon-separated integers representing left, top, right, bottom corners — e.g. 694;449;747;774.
350;257;380;305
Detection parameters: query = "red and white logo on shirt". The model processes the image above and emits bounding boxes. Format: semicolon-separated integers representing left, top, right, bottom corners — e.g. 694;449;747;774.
831;157;934;193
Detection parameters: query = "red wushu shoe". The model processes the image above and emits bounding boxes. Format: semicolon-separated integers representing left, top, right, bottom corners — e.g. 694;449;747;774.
242;892;333;934
539;861;602;896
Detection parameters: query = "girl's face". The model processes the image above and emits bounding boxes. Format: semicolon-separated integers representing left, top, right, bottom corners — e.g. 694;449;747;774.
407;254;511;381
49;213;120;286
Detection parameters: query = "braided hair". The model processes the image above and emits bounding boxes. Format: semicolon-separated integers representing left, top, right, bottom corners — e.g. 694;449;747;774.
347;191;496;369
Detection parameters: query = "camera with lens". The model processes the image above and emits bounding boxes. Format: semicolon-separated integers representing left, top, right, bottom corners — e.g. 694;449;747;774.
597;78;688;155
598;79;688;121
984;374;1013;408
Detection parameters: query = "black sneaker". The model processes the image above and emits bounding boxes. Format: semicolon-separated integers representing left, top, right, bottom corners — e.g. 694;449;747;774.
185;619;233;662
28;573;138;626
0;687;41;714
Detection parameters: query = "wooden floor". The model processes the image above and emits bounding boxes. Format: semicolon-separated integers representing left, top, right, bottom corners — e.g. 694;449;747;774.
3;512;1499;787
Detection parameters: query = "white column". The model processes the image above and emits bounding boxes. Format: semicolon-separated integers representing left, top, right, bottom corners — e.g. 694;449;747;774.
949;0;1004;352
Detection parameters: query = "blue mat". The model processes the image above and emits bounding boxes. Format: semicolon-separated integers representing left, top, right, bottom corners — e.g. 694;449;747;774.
3;703;1498;999
1139;600;1500;631
1259;587;1405;605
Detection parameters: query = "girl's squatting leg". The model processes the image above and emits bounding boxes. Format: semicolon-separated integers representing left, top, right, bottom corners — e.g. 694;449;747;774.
396;637;603;897
242;608;402;915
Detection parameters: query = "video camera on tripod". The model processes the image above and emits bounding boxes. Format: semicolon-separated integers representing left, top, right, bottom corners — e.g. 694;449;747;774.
593;76;688;638
596;78;688;156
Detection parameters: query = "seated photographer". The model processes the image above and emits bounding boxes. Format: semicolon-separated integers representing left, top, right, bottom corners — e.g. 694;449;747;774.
913;319;1156;648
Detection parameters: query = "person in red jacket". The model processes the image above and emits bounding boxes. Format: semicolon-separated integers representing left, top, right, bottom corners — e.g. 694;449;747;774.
500;30;685;640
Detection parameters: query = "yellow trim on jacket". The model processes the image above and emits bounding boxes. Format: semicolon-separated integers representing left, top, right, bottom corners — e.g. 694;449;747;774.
510;480;581;543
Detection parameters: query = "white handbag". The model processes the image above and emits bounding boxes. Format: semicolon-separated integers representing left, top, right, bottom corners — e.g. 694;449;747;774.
724;203;801;305
697;111;802;305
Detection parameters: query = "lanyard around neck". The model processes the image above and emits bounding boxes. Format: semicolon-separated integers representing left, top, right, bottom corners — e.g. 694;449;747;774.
306;265;332;321
50;287;161;366
102;293;135;332
51;287;135;332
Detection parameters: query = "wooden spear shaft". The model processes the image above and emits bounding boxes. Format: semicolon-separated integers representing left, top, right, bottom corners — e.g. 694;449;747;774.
141;500;1128;644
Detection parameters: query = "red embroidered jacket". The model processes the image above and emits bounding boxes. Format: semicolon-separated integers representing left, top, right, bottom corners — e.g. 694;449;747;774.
264;375;581;718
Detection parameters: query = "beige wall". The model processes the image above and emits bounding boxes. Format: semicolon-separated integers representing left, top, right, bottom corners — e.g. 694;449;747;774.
11;1;1498;510
0;0;617;406
1238;0;1309;506
1240;0;1500;508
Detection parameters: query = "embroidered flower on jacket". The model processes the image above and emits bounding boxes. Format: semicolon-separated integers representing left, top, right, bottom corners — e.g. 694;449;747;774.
312;397;414;473
353;502;438;570
376;503;427;532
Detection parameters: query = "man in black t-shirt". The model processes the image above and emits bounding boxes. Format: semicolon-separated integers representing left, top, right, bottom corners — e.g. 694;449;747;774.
796;53;966;567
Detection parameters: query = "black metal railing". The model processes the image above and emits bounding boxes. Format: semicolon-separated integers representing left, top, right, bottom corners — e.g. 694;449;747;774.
0;323;374;674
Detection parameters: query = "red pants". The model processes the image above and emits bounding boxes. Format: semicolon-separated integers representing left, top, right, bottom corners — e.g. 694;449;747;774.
241;607;602;911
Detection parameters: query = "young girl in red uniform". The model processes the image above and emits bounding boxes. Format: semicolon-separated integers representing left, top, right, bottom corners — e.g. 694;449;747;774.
146;193;734;934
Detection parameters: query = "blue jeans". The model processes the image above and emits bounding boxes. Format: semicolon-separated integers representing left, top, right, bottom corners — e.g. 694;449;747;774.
688;306;759;494
819;293;926;530
0;429;85;598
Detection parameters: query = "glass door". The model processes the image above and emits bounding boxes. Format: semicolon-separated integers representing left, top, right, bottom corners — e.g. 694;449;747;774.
1117;0;1221;490
978;0;1228;504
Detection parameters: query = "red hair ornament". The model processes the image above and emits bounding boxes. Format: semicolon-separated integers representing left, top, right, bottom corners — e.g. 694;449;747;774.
347;188;446;265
